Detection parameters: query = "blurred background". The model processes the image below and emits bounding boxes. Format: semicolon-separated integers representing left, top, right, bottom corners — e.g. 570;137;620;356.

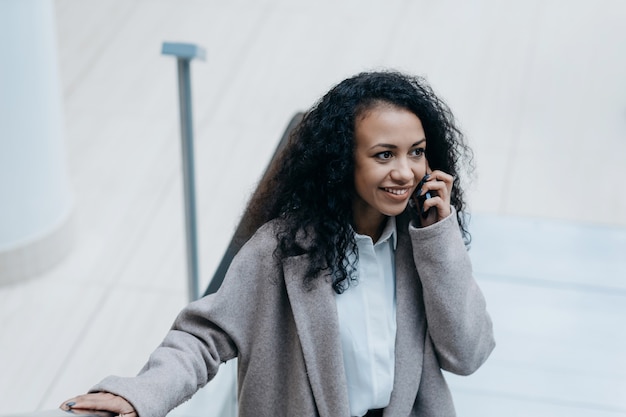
1;0;625;416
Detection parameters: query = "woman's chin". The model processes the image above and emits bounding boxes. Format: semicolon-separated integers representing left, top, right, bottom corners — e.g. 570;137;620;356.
379;202;410;217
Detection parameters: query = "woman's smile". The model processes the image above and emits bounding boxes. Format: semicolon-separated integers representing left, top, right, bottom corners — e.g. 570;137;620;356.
381;187;412;196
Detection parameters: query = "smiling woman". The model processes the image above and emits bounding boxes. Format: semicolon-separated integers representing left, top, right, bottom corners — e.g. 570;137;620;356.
352;105;429;239
61;71;494;417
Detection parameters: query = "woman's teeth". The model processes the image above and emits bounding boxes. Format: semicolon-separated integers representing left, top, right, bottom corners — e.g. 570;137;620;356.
383;188;408;195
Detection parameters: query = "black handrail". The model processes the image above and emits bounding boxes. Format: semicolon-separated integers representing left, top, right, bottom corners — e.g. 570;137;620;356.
203;112;304;296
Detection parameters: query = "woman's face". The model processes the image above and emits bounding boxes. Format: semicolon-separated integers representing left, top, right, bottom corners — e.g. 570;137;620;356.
352;105;427;237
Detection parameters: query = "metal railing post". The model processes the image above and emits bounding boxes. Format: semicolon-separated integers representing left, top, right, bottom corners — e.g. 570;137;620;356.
161;42;206;302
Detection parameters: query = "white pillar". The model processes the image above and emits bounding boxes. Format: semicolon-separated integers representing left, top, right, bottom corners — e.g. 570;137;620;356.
0;0;74;284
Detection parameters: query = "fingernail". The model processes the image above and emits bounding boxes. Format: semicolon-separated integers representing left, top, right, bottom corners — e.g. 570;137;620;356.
66;402;76;408
416;187;422;196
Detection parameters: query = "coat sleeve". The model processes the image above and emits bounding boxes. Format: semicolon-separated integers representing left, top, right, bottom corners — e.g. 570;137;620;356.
90;223;281;417
408;210;495;376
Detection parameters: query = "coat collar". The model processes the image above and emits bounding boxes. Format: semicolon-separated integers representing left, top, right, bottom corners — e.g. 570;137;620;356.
282;214;426;417
353;215;398;250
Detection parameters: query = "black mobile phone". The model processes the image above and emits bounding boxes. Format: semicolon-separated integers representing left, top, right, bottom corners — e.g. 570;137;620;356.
415;174;433;218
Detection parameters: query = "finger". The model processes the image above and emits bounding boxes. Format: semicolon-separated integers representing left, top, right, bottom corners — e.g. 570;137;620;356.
422;171;453;199
60;393;135;415
419;180;450;207
61;409;119;417
427;170;454;186
419;204;437;227
421;195;451;219
419;178;448;196
424;170;453;196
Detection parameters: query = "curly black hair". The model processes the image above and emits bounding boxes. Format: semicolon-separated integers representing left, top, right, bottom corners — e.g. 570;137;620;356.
240;70;474;293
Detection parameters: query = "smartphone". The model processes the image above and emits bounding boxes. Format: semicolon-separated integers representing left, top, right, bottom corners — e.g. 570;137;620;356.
415;174;433;218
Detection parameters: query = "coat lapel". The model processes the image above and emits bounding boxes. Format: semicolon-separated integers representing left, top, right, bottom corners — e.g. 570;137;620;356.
283;254;351;417
384;218;426;416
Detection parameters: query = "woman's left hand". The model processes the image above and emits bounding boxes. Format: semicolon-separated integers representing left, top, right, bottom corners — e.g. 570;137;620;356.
413;169;454;227
60;393;136;417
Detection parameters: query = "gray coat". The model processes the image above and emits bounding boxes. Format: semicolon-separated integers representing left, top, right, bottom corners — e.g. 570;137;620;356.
92;211;495;417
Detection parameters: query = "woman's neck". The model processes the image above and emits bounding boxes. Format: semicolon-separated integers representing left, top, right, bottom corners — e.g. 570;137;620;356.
353;214;388;242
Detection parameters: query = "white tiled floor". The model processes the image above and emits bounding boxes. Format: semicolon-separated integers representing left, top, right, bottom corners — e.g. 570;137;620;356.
1;0;626;416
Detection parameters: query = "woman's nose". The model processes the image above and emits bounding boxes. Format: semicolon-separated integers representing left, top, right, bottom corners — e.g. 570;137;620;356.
390;158;414;183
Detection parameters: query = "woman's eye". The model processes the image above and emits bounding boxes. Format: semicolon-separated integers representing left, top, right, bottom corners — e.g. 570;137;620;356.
412;148;425;157
376;151;393;160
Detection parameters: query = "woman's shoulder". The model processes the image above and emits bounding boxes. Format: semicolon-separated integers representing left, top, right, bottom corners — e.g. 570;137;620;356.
238;219;282;255
217;220;285;294
244;217;314;254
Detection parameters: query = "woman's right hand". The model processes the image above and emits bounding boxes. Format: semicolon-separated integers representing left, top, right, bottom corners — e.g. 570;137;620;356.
60;392;137;417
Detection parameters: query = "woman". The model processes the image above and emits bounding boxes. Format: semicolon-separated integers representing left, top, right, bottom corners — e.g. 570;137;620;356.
61;71;495;417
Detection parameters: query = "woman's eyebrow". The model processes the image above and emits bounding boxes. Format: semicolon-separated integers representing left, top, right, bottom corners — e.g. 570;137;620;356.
369;143;398;150
368;139;426;151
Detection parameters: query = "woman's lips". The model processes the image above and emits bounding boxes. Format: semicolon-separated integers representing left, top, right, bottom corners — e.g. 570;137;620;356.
381;187;413;199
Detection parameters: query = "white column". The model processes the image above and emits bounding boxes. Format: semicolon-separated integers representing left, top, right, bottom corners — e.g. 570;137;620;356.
0;0;74;284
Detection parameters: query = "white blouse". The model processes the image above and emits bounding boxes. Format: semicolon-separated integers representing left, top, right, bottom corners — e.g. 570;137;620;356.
335;217;398;417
